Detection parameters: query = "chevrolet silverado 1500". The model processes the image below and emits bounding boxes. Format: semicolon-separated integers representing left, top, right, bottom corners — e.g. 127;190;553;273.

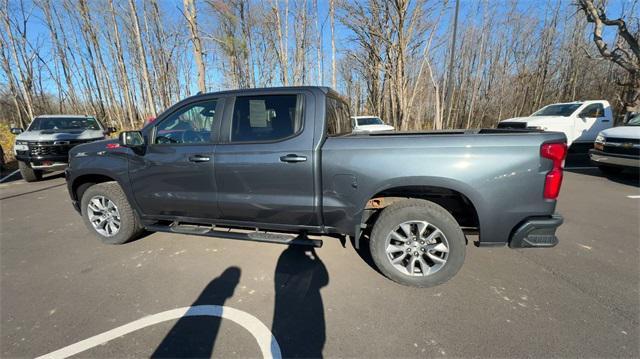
65;87;567;287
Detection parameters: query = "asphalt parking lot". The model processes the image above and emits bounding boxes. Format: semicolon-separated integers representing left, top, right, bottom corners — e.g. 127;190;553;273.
1;163;639;358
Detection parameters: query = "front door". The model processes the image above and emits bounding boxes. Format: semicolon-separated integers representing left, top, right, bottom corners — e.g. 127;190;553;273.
575;103;608;143
214;93;317;227
129;98;222;220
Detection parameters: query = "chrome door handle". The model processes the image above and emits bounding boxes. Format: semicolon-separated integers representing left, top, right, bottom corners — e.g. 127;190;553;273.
189;155;211;162
280;154;307;163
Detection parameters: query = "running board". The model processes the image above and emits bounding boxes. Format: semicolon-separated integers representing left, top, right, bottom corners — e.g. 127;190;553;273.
145;223;323;248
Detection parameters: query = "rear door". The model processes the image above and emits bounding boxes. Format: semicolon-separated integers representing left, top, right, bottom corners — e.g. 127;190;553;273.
214;91;317;227
129;97;223;220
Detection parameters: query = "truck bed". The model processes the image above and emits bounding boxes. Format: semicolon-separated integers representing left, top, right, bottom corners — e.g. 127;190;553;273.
320;130;566;245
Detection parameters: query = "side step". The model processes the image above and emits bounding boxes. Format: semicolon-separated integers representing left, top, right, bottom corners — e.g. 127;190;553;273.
145;223;323;248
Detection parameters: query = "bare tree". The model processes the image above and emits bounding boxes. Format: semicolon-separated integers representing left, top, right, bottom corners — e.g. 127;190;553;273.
578;0;640;114
128;0;156;116
184;0;206;93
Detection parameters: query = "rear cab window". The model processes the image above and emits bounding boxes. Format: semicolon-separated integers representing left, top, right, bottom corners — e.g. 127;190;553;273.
326;97;352;136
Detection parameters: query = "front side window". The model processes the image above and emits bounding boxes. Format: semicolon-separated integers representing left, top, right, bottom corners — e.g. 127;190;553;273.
28;117;102;131
154;100;217;144
531;103;582;117
579;104;605;118
231;95;302;142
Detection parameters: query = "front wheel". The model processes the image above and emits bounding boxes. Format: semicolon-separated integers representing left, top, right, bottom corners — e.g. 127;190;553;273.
369;199;466;287
18;161;43;182
80;182;143;244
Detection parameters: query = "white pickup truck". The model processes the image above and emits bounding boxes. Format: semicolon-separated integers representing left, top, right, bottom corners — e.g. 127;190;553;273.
498;101;613;147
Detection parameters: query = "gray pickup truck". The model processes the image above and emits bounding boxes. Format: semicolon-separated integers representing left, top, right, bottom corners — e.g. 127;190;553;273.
11;115;115;182
64;87;567;287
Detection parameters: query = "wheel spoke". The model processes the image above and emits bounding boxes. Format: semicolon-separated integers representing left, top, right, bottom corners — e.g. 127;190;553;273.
391;253;407;264
390;231;408;243
91;198;104;211
416;222;428;237
431;242;449;253
408;257;417;274
426;251;446;264
386;243;405;254
424;229;442;243
399;223;413;238
418;257;431;275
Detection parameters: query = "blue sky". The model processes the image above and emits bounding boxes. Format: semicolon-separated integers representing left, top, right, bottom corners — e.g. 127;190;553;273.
2;0;635;95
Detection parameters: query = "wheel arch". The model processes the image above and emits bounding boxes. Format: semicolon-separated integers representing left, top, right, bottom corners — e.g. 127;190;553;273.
71;173;121;204
354;177;486;248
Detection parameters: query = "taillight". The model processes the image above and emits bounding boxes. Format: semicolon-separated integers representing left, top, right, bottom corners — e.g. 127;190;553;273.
540;142;567;199
106;143;120;149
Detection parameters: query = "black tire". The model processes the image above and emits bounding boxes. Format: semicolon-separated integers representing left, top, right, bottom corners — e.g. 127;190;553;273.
598;165;624;175
18;161;43;182
80;182;143;244
369;199;466;288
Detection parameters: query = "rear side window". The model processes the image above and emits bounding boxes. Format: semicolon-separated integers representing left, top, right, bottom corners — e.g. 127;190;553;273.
326;97;351;136
579;104;605;118
231;95;303;142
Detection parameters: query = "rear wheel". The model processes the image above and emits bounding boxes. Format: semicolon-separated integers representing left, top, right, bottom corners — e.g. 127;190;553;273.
369;199;466;287
80;182;143;244
597;165;624;175
18;161;42;182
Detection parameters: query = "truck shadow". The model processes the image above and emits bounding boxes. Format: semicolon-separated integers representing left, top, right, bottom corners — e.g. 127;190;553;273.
151;267;241;358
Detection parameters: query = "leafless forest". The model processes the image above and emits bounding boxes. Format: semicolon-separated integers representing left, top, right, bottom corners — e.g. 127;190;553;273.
1;0;639;131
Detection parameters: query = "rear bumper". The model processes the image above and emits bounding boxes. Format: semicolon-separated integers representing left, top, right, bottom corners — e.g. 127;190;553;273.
509;214;563;248
589;149;640;168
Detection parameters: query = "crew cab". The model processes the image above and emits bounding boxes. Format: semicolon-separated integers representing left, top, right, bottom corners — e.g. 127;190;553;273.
590;112;640;174
65;87;567;287
11;115;115;182
498;100;613;147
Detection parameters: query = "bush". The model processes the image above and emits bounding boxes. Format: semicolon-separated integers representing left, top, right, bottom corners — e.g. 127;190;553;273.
0;122;15;164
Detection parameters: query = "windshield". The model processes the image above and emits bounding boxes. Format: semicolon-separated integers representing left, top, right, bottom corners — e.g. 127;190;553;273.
357;117;384;126
28;117;102;131
531;104;582;117
626;113;640;126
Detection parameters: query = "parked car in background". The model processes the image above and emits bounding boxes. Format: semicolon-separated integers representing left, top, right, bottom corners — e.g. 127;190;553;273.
11;115;116;182
351;115;394;133
590;112;640;174
65;86;567;288
497;100;613;148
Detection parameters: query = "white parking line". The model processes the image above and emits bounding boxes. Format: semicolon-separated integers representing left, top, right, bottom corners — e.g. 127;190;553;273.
0;169;20;183
627;195;640;199
36;305;282;359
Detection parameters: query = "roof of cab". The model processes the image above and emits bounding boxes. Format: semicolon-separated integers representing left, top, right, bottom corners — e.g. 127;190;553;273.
34;114;94;119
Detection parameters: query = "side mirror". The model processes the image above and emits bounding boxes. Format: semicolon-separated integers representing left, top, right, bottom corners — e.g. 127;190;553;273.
10;128;23;135
104;126;118;135
118;131;145;147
